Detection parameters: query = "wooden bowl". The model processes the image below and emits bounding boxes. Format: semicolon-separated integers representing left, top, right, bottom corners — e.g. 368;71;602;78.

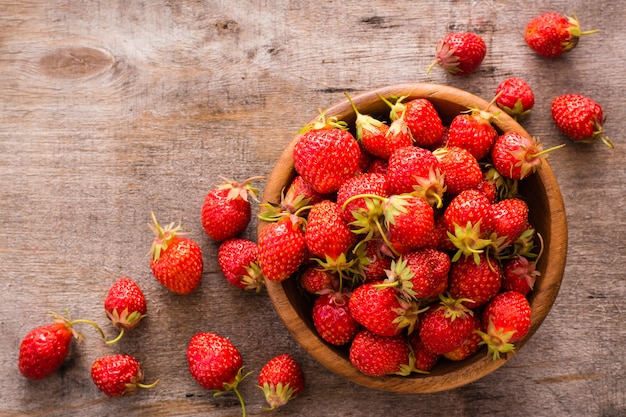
258;82;567;393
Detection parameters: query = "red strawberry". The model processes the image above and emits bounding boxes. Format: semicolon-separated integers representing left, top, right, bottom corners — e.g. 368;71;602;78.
448;253;502;309
312;290;359;346
349;330;413;377
386;146;444;205
258;215;308;282
446;108;498;161
293;112;361;193
344;93;390;159
433;146;482;195
525;12;597;58
91;354;158;397
502;255;539;295
490;198;529;247
443;189;493;263
355;239;393;283
187;332;250;414
349;281;419;337
397;249;451;300
149;212;203;295
495;77;535;120
490;132;564;180
300;265;337;294
305;200;356;260
427;32;486;76
18;311;104;380
418;293;476;355
443;314;483;361
336;173;389;225
403;98;445;148
217;238;264;292
478;291;532;360
201;176;263;242
258;354;305;411
104;277;147;344
380;117;414;159
366;158;389;175
407;331;440;372
385;194;435;254
286;175;329;211
551;94;613;148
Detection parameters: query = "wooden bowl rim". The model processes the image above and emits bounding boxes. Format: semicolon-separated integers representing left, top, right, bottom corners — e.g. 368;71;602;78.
259;82;568;393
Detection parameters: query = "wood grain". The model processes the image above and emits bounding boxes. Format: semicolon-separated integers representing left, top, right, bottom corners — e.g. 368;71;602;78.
1;1;625;416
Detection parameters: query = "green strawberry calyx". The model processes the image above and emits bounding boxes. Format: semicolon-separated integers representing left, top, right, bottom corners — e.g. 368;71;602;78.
564;14;599;52
105;307;147;345
215;367;254;417
149;211;185;262
218;175;265;203
49;310;105;343
476;319;518;361
298;109;348;134
344;92;387;142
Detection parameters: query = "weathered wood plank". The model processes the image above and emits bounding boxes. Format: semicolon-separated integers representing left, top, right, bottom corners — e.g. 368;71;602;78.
1;0;625;416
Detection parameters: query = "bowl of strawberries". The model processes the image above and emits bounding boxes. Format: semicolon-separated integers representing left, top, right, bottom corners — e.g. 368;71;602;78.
257;82;567;393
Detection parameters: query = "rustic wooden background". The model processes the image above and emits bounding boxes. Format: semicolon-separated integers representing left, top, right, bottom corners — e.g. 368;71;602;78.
1;1;624;416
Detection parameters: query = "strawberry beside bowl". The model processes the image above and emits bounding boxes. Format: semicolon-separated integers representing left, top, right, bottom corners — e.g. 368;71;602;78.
258;83;567;393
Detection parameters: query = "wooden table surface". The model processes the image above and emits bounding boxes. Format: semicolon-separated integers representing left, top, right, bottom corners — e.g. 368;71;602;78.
1;1;624;416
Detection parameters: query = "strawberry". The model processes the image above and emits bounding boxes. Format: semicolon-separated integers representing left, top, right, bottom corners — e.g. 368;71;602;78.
187;332;251;414
443;189;493;263
348;281;419;337
18;311;104;380
91;354;158;397
257;215;308;282
349;330;413;377
366;158;389;175
344;93;390;159
490;198;529;247
387;97;444;148
380;117;414;159
502;255;539;295
104;277;147;344
525;12;598;58
355;239;392;283
433;146;482;195
293;112;361;193
305;200;356;260
396;249;451;300
427;32;486;76
217;238;264;292
418;293;476;355
407;331;440;372
448;253;502;309
201;176;263;242
403;98;445;148
443;314;483;361
336;173;389;224
385;194;435;254
386;146;444;204
312;290;359;346
149;212;203;295
300;265;337;294
495;77;535;120
490;132;564;180
551;94;613;148
446;108;498;161
258;354;305;411
478;291;532;360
